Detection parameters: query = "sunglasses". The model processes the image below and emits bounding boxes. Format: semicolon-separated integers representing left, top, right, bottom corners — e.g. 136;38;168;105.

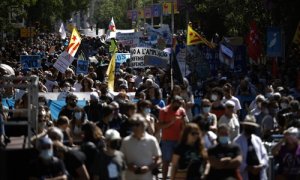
191;132;199;136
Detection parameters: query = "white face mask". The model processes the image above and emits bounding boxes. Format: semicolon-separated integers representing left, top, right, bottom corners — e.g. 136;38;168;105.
73;125;81;134
63;87;70;92
74;112;82;120
211;94;218;101
39;102;45;106
40;149;53;160
280;103;288;109
143;108;151;115
202;107;211;114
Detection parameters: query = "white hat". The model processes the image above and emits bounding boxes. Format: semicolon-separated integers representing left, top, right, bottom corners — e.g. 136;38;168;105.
284;127;299;136
105;129;121;140
225;100;235;107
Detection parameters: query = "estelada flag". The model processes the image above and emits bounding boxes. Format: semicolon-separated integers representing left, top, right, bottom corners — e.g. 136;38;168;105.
109;17;116;32
187;25;214;48
293;22;300;45
67;28;81;57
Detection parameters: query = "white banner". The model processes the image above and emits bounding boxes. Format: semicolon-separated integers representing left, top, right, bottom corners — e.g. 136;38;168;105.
116;32;142;47
53;51;74;73
130;47;170;68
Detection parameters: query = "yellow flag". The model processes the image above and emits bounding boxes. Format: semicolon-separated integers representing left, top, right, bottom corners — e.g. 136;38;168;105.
293;22;300;45
187;25;214;48
67;28;81;57
162;2;179;15
106;53;116;91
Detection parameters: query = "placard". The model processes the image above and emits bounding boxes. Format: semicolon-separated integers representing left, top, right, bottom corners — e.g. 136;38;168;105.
130;47;169;68
53;51;74;73
76;60;89;74
20;55;40;69
116;32;142;47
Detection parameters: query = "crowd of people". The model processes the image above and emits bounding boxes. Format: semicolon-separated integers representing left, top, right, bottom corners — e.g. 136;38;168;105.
0;32;300;180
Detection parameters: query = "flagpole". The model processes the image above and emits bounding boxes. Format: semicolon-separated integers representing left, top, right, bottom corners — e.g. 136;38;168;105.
151;0;154;26
170;0;174;91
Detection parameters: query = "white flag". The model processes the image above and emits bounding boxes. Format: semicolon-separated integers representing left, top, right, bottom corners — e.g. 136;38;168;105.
59;23;66;40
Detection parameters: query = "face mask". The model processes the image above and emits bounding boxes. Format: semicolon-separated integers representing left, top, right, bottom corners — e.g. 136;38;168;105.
53;88;59;92
63;87;70;92
280;103;288;109
39;102;45;106
211;94;218;101
219;136;230;145
144;108;151;115
40;149;53;160
202;107;211;114
73;125;81;134
74;112;82;120
265;93;272;98
257;102;262;108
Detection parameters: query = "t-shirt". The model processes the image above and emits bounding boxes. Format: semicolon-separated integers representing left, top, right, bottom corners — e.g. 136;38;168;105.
92;150;126;180
29;157;67;179
276;144;300;179
219;114;240;140
64;149;86;178
58;106;75;120
207;143;241;180
159;106;186;141
222;96;242;113
173;144;203;179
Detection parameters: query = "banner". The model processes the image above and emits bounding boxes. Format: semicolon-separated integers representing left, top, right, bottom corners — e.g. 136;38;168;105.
175;44;191;76
20;55;40;69
152;4;162;17
138;9;144;19
115;53;131;72
76;60;89;74
162;2;179;15
132;10;138;21
130;47;170;68
144;55;169;69
267;27;282;57
144;24;172;45
20;27;35;38
144;7;152;19
116;31;142;47
53;51;75;73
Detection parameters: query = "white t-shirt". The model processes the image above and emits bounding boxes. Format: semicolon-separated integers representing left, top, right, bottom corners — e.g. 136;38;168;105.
222;96;242;113
219;114;240;140
204;131;217;149
121;132;161;180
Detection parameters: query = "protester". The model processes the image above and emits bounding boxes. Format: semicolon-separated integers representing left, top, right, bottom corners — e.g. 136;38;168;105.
170;123;208;180
199;99;217;132
210;87;225;119
28;136;68;180
121;114;162;180
271;127;300;179
158;95;188;180
194;115;217;149
234;115;269;180
219;100;240;140
222;83;242;114
58;93;79;120
69;107;88;144
207;124;243;180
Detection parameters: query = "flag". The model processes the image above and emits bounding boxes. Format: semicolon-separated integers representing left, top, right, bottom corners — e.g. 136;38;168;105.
162;2;179;15
187;25;214;48
109;39;118;54
138;9;144;19
246;21;262;63
293;22;300;45
66;28;81;57
106;53;116;91
109;17;116;32
59;23;66;39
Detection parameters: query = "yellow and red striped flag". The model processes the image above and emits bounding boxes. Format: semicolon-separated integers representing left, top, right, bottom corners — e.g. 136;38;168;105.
67;28;81;57
187;25;214;48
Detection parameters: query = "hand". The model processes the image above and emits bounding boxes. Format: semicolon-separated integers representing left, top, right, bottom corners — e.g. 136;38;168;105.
140;166;150;174
220;157;232;163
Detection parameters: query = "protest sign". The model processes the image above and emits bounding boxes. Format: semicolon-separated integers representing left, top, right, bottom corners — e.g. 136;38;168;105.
53;51;74;73
76;60;89;74
20;55;40;69
130;47;170;68
152;4;162;17
144;24;172;45
115;53;131;71
116;31;142;47
175;44;191;76
144;55;169;69
144;7;152;19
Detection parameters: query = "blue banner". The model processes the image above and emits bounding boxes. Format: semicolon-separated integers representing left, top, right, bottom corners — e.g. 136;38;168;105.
76;60;89;74
144;55;169;69
152;4;162;17
20;55;40;69
267;27;282;57
115;53;130;72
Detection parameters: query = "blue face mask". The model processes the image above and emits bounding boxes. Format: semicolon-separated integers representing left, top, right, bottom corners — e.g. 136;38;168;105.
144;108;151;115
202;107;211;114
218;136;230;145
40;149;53;160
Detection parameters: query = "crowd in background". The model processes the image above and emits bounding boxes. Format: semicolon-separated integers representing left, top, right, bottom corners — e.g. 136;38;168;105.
0;32;300;180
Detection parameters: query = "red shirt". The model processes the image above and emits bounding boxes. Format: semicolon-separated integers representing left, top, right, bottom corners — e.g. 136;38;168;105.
159;105;186;141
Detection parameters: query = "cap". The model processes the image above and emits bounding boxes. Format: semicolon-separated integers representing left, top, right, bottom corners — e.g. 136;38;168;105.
284;127;299;136
105;129;121;141
225;100;235;107
90;92;99;100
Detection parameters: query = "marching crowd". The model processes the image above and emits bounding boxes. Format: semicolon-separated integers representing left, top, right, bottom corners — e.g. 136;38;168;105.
0;32;300;180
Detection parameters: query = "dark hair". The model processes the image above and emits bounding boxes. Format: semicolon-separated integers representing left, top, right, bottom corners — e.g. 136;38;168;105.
56;116;69;126
211;87;223;97
121;102;136;115
179;123;207;159
66;94;77;102
102;105;114;117
81;122;103;143
137;100;152;112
